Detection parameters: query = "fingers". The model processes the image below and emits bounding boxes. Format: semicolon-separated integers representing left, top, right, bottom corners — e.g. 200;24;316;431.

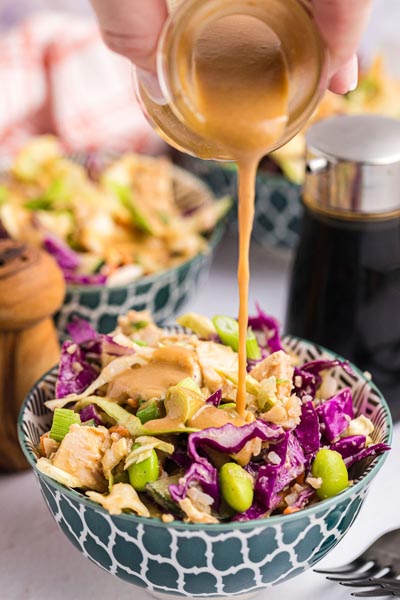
313;0;372;93
328;55;358;94
90;0;168;71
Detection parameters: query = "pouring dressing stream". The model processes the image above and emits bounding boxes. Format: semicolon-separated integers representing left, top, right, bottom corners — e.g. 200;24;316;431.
136;0;327;415
187;16;289;414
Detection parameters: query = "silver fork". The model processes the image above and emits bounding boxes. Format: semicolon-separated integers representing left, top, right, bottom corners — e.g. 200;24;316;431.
314;528;400;598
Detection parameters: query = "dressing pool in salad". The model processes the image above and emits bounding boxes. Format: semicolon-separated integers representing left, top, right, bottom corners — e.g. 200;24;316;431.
36;307;390;524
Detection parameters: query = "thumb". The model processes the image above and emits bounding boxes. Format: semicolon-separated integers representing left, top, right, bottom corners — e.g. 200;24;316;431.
90;0;168;72
313;0;371;93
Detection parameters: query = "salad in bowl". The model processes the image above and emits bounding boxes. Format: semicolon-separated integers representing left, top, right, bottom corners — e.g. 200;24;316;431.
19;306;392;596
0;136;230;287
32;306;390;524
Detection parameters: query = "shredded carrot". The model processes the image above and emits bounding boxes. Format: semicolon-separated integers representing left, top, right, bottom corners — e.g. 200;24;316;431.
283;506;301;515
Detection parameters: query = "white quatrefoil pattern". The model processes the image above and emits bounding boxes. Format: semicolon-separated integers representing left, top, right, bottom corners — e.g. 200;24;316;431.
19;336;391;599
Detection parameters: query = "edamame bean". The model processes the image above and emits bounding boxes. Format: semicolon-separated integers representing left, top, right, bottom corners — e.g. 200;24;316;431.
128;449;159;491
219;462;254;512
312;448;349;500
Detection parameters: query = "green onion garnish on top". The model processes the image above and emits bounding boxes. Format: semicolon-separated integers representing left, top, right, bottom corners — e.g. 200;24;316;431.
49;408;81;442
212;315;261;359
176;377;202;395
136;402;160;424
246;327;261;360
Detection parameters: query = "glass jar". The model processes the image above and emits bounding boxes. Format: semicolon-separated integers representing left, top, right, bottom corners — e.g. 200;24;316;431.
286;115;400;420
135;0;328;160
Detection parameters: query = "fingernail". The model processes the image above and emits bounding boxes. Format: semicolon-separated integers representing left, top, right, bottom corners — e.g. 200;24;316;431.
136;68;166;104
347;56;358;92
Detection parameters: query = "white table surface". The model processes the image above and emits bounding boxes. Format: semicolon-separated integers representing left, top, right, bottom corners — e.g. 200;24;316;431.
1;234;398;600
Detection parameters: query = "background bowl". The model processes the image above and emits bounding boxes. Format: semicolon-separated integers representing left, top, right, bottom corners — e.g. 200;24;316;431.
50;163;229;336
18;335;392;599
175;155;302;251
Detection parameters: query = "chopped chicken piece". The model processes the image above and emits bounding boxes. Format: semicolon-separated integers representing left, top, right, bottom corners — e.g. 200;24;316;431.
343;415;374;441
101;437;132;479
39;433;60;458
179;498;218;524
87;483;150;516
262;394;302;430
196;341;238;399
116;310;164;345
52;425;110;492
250;350;294;399
233;438;262;467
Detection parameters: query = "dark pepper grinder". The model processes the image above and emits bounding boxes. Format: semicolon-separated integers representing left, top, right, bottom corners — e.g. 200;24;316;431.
286;115;400;420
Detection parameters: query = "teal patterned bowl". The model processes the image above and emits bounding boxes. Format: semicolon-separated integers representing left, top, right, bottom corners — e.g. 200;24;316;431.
176;155;302;250
18;336;391;599
54;166;229;337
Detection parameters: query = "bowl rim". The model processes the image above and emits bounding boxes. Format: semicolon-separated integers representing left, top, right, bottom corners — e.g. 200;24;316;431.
18;334;393;532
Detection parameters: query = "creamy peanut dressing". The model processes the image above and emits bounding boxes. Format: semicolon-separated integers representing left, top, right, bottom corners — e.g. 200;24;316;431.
191;16;289;414
107;346;197;401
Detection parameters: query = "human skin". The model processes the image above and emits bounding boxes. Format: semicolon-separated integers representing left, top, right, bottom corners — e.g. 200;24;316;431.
90;0;372;94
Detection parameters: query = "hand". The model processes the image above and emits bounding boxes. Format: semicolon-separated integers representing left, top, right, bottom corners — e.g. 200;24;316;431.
90;0;372;95
90;0;168;72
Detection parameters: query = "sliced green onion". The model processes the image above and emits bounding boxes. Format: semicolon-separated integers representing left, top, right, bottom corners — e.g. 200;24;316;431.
137;402;160;424
131;320;149;331
176;313;216;339
25;179;67;211
132;339;148;347
212;315;239;351
246;327;261;360
112;183;154;234
76;397;143;436
219;402;237;411
49;408;81;442
176;377;202;395
25;197;53;210
212;315;261;358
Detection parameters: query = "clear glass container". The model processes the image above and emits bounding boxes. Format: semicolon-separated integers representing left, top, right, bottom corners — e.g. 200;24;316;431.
135;0;329;161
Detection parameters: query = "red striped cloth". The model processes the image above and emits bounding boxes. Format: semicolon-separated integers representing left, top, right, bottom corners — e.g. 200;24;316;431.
0;12;162;156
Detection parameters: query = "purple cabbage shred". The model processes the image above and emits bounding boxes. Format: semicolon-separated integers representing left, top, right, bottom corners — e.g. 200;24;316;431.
316;387;354;442
169;462;219;505
188;420;285;465
344;443;391;469
79;404;103;426
248;303;283;354
331;435;367;459
56;341;98;398
206;390;222;407
44;236;80;271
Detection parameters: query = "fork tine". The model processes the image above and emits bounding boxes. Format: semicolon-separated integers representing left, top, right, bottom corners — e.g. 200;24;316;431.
327;565;383;582
339;571;396;587
351;589;396;598
370;579;400;588
341;581;388;588
314;559;365;575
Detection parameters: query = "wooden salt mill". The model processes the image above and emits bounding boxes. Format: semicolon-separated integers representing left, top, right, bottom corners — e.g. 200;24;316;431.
0;240;65;471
